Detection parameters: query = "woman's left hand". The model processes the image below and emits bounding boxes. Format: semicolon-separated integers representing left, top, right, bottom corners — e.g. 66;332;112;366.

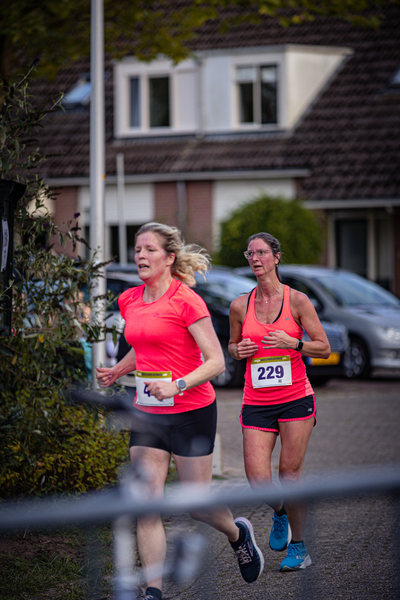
262;330;296;350
144;380;178;401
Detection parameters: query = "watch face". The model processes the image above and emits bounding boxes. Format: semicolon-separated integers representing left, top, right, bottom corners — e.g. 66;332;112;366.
177;379;186;390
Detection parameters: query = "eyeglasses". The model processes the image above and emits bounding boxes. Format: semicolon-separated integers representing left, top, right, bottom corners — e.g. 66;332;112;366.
244;249;272;260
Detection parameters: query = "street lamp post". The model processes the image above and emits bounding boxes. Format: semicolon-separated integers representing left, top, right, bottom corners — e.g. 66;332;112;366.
90;0;107;382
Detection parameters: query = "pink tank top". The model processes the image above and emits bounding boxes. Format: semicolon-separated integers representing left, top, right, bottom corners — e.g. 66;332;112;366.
242;285;313;405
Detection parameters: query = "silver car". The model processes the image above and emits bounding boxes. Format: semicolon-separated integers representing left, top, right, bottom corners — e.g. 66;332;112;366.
236;265;400;378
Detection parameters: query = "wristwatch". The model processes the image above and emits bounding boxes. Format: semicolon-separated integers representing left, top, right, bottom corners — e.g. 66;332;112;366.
296;339;304;351
175;379;187;395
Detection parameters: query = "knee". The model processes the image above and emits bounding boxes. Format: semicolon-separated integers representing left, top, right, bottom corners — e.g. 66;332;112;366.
279;464;303;483
189;509;206;523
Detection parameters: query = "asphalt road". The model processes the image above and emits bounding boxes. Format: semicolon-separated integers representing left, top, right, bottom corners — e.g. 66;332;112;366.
160;375;400;600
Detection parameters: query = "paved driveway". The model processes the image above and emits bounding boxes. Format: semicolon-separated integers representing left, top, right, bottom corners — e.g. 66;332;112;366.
161;377;400;600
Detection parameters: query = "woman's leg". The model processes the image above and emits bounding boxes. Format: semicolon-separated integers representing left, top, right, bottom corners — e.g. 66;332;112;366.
278;417;314;541
174;452;265;583
242;428;283;511
173;453;239;541
130;445;171;592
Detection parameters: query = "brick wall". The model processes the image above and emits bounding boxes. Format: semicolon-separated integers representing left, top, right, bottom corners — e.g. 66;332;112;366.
154;180;213;252
154;182;179;225
186;181;213;252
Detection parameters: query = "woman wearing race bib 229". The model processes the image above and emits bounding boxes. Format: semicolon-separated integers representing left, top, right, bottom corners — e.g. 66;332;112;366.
229;232;330;572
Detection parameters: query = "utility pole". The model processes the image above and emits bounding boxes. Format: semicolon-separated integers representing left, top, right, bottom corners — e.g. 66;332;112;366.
90;0;107;383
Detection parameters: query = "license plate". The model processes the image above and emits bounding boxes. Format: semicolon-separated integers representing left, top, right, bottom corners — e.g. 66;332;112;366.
307;352;340;366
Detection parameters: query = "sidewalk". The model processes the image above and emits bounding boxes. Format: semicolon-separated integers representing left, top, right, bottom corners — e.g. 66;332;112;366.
160;378;400;600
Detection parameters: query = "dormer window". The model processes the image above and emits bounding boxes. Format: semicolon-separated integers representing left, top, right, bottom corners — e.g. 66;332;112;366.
236;65;278;125
129;75;171;129
115;47;351;137
389;66;400;90
62;75;91;109
115;57;197;137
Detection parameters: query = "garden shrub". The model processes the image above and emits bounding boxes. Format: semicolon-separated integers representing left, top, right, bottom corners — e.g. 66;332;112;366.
0;65;128;497
216;194;324;267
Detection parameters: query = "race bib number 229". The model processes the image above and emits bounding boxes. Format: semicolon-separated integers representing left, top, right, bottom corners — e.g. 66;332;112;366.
251;356;292;388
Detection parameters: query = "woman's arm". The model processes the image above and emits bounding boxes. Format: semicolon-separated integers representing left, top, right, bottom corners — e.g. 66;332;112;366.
262;289;331;359
144;316;225;401
96;346;137;388
228;294;258;360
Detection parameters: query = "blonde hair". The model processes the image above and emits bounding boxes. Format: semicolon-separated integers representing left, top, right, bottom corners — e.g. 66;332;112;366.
135;222;210;287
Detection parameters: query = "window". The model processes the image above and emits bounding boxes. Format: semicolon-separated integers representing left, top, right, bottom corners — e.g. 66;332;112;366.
115;57;199;136
336;219;367;278
149;76;170;127
236;65;278;125
129;77;140;127
110;225;119;262
281;276;323;313
129;75;170;129
62;75;91;109
127;225;144;262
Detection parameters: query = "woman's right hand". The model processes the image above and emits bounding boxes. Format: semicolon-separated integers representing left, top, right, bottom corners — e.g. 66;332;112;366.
96;366;119;388
237;338;258;359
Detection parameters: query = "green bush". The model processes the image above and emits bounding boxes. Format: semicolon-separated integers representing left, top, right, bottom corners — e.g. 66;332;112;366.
216;194;324;267
0;392;130;497
0;66;128;497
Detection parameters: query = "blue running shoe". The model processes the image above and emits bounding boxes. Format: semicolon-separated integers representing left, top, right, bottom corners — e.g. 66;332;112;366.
233;517;264;583
280;542;312;571
269;512;292;551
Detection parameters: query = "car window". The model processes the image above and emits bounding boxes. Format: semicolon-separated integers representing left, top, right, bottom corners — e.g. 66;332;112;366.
195;272;255;309
107;278;139;311
313;273;400;307
280;275;323;312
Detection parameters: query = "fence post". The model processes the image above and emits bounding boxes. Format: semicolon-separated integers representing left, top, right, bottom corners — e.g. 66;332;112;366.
113;515;137;600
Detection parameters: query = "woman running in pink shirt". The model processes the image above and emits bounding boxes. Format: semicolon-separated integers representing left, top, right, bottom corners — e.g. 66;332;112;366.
229;232;330;572
96;223;264;600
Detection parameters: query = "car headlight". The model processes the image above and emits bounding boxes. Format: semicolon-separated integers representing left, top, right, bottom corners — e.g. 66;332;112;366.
379;326;400;342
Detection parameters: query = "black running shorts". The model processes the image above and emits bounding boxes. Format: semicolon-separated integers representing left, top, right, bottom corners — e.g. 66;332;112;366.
241;394;316;434
128;395;217;457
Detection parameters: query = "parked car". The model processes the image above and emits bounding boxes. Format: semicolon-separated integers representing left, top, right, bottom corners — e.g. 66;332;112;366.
196;266;349;386
105;264;349;387
105;264;255;387
235;264;400;378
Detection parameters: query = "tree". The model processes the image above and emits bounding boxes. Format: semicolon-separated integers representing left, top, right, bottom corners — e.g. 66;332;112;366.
1;0;398;81
216;194;324;267
0;66;128;497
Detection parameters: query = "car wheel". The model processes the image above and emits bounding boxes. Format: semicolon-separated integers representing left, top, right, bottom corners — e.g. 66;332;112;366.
212;338;246;388
347;336;371;379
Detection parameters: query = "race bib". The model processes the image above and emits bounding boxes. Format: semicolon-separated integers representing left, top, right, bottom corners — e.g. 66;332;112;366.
251;356;292;388
135;371;174;407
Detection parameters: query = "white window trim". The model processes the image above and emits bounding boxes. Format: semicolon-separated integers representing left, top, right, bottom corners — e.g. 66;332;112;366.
114;57;198;137
231;51;285;131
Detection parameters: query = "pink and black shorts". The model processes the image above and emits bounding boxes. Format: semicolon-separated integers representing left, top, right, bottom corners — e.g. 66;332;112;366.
241;394;316;434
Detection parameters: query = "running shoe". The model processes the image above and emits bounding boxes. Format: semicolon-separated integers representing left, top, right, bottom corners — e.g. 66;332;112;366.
280;542;312;571
233;517;264;583
269;512;292;551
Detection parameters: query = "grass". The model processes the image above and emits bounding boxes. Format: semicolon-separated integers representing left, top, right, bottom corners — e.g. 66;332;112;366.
0;525;115;600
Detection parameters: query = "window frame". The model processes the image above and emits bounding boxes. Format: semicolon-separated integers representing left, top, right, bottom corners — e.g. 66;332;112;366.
114;57;198;137
235;63;279;129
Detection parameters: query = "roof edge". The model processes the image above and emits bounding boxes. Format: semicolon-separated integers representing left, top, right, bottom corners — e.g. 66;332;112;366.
304;199;400;210
45;168;311;187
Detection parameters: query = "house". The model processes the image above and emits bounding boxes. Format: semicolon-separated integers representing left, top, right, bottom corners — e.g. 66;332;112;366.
30;5;400;295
